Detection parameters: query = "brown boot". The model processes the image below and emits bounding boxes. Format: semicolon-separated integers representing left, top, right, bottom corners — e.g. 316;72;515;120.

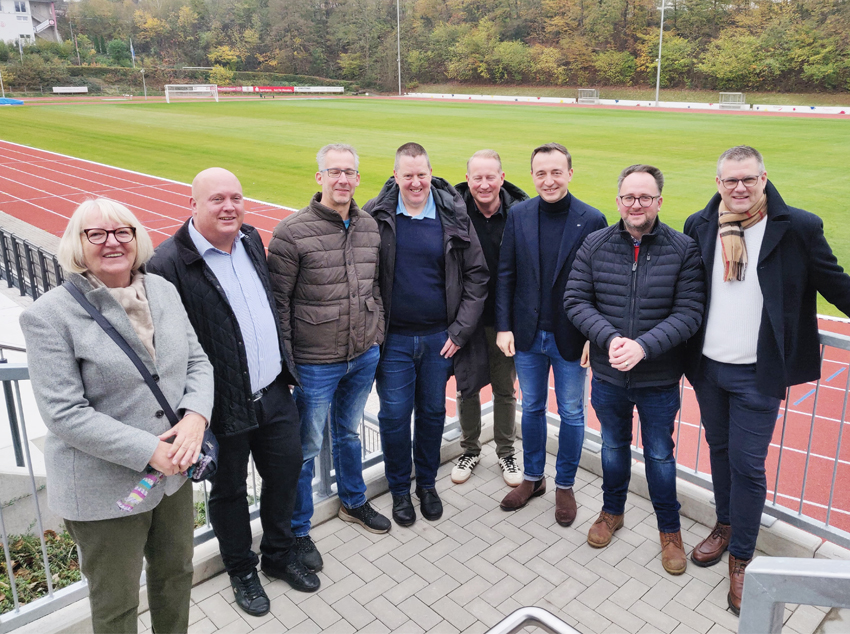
660;531;687;575
691;522;731;567
727;554;750;616
587;511;624;548
500;478;546;511
555;488;577;527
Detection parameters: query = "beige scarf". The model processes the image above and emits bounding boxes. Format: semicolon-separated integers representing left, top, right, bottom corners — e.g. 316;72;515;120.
85;271;156;362
718;193;767;282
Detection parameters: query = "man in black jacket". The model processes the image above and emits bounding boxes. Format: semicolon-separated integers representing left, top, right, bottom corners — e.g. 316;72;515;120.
495;142;607;526
147;168;317;618
363;143;489;528
684;146;850;614
565;164;704;576
451;149;529;488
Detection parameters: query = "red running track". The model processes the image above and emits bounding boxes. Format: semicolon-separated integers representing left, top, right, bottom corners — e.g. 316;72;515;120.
0;139;295;246
3;139;850;536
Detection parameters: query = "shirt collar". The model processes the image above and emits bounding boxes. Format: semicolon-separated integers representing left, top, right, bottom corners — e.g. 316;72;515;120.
188;219;243;255
397;190;437;220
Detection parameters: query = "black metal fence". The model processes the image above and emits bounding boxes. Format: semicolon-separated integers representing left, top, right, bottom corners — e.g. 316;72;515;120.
0;229;64;300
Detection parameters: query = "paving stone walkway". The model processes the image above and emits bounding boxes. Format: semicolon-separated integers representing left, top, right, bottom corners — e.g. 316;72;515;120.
156;442;828;634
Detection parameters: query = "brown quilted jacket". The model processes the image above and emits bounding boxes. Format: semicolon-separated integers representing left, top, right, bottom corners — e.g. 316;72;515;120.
267;194;384;365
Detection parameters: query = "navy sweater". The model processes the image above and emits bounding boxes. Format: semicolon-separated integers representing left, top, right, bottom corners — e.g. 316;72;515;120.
389;213;448;335
538;194;572;331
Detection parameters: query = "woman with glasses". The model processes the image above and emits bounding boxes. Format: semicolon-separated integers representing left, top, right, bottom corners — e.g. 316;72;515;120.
19;198;214;634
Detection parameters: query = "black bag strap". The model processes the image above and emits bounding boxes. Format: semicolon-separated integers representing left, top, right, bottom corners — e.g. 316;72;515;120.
63;281;180;427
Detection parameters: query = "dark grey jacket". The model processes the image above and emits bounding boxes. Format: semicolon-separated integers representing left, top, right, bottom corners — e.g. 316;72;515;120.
147;221;298;437
363;176;490;397
564;219;705;388
267;194;384;365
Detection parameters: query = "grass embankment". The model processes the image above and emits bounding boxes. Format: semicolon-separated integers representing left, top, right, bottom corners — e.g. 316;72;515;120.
1;97;847;314
417;84;850;106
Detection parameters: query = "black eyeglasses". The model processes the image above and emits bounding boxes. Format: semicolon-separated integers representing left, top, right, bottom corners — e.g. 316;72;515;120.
618;195;660;208
321;168;358;178
719;175;762;190
82;227;136;245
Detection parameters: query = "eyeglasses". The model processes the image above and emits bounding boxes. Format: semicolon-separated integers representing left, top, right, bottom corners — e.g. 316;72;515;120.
321;168;358;178
719;175;763;189
618;195;660;208
82;227;136;245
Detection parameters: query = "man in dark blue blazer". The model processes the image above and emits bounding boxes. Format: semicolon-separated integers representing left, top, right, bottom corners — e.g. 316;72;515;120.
684;145;850;615
495;143;607;525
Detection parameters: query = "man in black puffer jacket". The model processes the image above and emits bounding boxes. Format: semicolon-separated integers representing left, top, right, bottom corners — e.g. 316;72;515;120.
564;164;704;576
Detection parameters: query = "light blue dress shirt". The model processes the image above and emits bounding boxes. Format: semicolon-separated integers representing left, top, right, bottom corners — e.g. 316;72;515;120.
397;190;437;220
188;220;282;392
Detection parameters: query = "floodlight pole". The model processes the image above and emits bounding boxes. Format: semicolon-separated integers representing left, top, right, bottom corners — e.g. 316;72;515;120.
396;0;402;96
141;68;147;101
0;70;5;99
655;0;672;107
69;20;81;65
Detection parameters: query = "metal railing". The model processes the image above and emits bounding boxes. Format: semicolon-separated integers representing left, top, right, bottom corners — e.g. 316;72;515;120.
739;557;850;633
0;229;64;300
577;329;850;551
486;607;581;634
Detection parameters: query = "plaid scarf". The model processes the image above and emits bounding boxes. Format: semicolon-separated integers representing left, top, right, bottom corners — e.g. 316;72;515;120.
718;193;767;282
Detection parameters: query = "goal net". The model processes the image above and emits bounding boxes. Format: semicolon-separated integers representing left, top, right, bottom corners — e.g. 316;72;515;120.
164;84;219;104
719;92;747;110
577;88;600;104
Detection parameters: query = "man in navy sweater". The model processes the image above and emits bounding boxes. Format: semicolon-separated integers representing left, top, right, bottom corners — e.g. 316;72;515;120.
364;143;488;527
495;143;607;526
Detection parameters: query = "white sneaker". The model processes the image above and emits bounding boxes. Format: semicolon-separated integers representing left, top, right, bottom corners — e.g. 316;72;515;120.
451;453;480;484
498;455;523;487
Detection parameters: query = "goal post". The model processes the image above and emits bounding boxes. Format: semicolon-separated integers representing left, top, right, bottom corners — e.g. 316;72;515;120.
719;92;747;110
577;88;600;104
164;84;219;104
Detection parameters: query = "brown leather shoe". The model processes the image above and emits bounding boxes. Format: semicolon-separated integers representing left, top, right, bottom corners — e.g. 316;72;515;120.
660;531;687;575
691;522;731;567
555;488;577;527
727;554;750;615
587;511;624;548
500;478;546;511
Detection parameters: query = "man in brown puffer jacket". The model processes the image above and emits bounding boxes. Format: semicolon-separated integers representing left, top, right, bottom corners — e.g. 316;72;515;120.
268;143;391;575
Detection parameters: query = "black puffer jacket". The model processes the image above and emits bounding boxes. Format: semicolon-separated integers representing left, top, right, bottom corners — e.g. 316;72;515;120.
564;219;705;388
148;220;298;436
363;176;490;398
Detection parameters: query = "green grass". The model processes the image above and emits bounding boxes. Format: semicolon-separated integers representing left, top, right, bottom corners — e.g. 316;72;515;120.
2;97;849;314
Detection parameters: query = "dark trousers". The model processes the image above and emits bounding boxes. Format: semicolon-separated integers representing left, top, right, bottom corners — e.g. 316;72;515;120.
208;378;302;577
65;480;194;634
591;377;682;533
376;331;454;495
457;326;517;459
691;356;782;560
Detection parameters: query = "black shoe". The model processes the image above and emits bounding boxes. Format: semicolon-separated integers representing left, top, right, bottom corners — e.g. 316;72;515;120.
415;486;443;521
294;535;323;572
392;493;416;527
339;502;391;534
262;558;320;592
230;570;270;617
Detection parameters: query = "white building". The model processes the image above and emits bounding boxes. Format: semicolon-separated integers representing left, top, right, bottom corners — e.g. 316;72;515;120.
0;0;60;45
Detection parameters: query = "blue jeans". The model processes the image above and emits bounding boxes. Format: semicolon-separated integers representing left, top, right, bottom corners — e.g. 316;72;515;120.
691;357;782;560
291;345;380;537
376;331;454;495
513;330;586;488
591;377;682;532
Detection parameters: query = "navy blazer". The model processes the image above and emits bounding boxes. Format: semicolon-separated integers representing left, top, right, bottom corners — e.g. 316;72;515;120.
495;194;607;361
684;180;850;399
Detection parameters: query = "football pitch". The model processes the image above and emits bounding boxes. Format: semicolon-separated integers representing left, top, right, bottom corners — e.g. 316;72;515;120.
2;96;849;310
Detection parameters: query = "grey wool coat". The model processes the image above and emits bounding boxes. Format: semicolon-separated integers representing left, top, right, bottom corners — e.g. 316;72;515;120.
19;272;214;521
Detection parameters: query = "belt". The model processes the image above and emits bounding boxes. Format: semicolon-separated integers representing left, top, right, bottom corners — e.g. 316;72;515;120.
252;384;272;401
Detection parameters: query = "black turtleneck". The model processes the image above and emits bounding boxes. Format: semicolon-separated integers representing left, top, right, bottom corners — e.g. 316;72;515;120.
538;193;572;331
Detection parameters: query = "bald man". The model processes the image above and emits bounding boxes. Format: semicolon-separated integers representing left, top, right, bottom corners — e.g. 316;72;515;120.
148;168;317;617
